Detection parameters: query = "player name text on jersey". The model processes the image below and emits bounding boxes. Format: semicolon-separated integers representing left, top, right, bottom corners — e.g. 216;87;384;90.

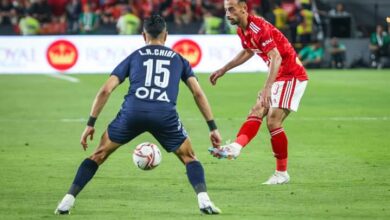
138;48;177;58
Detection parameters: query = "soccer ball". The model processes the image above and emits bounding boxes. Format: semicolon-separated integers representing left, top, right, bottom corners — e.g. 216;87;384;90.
132;142;162;170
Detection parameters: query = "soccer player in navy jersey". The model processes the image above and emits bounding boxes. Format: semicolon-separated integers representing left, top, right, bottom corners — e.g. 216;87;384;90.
55;15;221;215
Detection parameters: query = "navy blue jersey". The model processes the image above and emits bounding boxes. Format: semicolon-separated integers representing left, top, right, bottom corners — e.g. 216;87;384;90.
111;45;195;112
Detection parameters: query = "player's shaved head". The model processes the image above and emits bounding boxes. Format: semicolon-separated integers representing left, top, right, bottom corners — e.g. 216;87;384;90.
224;0;248;27
143;15;167;39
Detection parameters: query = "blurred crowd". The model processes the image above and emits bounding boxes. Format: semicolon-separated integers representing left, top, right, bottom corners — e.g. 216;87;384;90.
1;0;389;68
0;0;234;35
0;0;339;38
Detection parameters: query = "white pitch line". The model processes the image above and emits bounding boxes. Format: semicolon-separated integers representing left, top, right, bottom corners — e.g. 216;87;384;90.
0;116;388;123
46;74;80;83
0;118;86;123
316;117;389;121
186;116;390;121
60;118;86;122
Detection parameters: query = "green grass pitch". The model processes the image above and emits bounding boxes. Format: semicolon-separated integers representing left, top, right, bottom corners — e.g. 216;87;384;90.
0;69;390;220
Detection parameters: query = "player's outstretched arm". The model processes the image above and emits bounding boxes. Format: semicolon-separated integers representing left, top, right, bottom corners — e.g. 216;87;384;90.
186;77;222;147
80;75;121;150
210;49;254;85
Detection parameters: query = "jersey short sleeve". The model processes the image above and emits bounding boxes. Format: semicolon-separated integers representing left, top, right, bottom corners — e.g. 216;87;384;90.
180;57;196;82
111;55;131;83
255;27;276;54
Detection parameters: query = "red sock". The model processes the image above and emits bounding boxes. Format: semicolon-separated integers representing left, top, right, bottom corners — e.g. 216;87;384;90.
270;127;288;171
235;116;262;147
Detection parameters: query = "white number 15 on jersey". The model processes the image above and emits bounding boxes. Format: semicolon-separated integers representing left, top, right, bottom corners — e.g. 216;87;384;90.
135;59;171;103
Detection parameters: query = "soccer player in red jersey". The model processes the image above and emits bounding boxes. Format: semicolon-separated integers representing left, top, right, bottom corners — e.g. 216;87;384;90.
209;0;308;185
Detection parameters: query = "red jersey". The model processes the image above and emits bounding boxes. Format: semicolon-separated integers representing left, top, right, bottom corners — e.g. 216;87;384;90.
237;15;308;81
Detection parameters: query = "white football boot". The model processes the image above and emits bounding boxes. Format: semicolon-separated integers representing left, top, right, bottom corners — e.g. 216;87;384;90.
198;192;222;215
218;142;242;160
54;194;75;215
262;171;290;185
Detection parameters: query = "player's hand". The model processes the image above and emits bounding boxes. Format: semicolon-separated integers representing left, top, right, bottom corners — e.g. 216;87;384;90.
210;68;226;85
80;126;95;151
209;129;222;147
259;87;272;109
208;130;222;159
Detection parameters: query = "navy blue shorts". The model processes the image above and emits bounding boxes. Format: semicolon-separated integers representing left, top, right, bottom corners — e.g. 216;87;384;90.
107;110;188;152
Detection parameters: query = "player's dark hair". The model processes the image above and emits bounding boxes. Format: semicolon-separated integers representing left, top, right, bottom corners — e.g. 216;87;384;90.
143;15;166;39
238;0;247;4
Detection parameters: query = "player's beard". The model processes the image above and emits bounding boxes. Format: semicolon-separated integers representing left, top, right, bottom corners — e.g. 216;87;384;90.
227;17;239;25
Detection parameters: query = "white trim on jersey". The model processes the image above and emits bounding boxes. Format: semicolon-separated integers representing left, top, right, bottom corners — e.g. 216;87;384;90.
249;22;260;34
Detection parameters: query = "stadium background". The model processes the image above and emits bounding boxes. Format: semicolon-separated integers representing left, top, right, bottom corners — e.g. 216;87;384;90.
0;0;389;219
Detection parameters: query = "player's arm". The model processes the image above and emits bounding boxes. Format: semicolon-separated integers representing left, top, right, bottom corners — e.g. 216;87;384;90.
186;77;222;147
210;49;254;85
220;49;254;72
80;75;121;150
89;75;121;118
261;47;282;108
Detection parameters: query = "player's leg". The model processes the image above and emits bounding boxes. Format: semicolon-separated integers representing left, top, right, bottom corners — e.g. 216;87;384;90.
236;100;267;147
55;111;142;214
212;98;267;159
262;107;291;185
174;138;221;214
149;111;220;214
69;131;122;195
55;131;122;214
263;78;307;185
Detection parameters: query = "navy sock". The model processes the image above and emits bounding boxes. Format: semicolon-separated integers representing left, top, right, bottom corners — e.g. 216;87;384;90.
67;158;98;197
186;161;207;194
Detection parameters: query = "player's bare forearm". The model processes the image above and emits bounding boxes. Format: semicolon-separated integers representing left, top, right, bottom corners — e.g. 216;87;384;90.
186;78;222;147
193;90;214;121
89;90;111;118
265;48;282;88
222;49;254;72
89;75;120;118
210;49;254;85
186;77;214;121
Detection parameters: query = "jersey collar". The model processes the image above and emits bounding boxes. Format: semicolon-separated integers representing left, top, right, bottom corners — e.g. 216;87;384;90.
245;14;254;31
239;14;254;35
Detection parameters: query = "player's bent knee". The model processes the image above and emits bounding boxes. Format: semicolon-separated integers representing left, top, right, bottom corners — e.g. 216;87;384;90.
89;149;110;165
183;157;197;165
249;107;265;118
267;113;284;130
267;120;282;130
267;123;282;131
178;151;197;164
175;149;197;164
